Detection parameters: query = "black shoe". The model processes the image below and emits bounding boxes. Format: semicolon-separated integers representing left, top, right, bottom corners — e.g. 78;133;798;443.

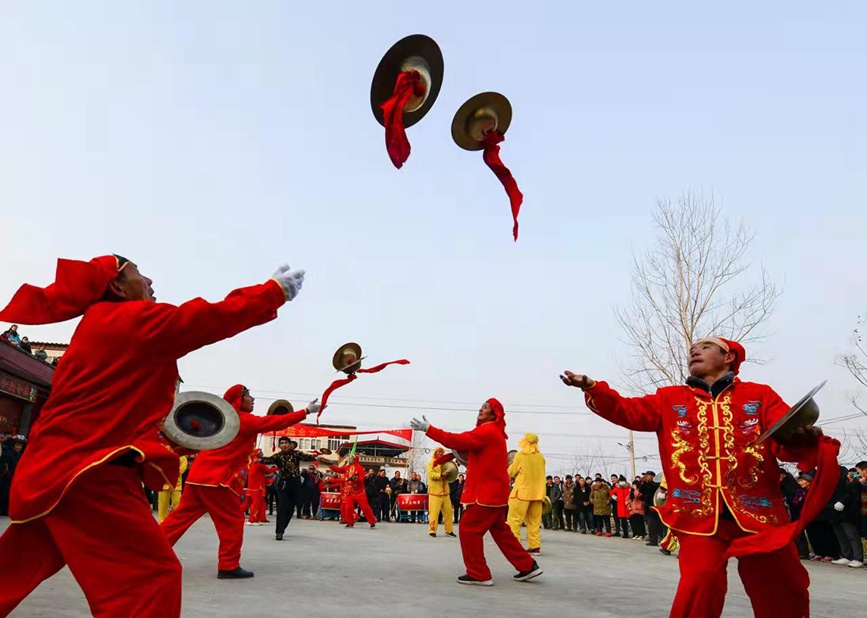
218;567;254;579
430;533;437;537
514;561;543;582
457;574;493;586
446;532;457;538
275;533;283;541
660;548;672;556
646;542;659;547
370;524;376;529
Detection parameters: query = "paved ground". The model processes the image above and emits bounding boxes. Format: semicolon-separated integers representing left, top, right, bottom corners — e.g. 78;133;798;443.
3;516;864;617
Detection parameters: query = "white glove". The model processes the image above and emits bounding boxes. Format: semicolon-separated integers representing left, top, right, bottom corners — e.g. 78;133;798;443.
305;398;322;417
410;416;430;432
834;501;845;512
272;264;305;301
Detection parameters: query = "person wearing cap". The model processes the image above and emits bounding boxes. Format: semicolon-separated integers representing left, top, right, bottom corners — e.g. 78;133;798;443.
328;454;377;528
411;399;542;586
260;436;319;539
561;337;836;618
0;255;305;616
426;446;457;538
161;386;319;578
506;433;547;555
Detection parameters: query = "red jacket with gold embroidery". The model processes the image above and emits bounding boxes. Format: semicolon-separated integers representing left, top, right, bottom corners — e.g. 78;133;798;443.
426;421;510;507
584;379;806;537
10;280;286;523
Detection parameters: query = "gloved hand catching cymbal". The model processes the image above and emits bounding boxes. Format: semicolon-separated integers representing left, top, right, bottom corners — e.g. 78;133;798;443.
272;264;305;301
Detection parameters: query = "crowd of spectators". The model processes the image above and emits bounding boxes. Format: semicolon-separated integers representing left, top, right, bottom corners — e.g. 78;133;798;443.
1;324;57;366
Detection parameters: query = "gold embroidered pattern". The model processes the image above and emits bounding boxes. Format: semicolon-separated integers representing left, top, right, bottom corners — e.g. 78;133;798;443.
738;442;765;489
670;430;698;485
695;398;713;489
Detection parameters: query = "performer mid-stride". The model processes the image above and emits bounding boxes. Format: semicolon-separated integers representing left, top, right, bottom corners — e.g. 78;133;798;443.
328;455;377;528
0;256;305;617
412;400;543;586
161;386;319;578
560;337;831;618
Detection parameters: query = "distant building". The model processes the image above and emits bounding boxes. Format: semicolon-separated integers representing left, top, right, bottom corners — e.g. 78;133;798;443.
28;341;68;364
0;342;54;437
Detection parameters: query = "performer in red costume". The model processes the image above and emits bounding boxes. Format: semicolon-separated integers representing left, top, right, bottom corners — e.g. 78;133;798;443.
328;455;377;528
411;400;543;586
561;337;838;618
0;255;305;617
161;386;319;578
244;449;271;525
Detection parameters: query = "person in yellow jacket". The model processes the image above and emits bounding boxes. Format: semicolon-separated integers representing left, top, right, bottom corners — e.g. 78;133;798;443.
158;455;188;523
507;433;546;556
426;447;456;538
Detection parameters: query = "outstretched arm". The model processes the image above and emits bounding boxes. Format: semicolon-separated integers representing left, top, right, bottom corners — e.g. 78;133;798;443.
561;371;662;433
426;424;489;453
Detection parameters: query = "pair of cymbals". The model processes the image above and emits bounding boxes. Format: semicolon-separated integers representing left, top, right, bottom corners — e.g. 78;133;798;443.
370;35;514;153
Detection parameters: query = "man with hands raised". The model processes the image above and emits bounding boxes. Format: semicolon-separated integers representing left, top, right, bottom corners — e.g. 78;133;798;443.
560;337;832;618
411;399;542;586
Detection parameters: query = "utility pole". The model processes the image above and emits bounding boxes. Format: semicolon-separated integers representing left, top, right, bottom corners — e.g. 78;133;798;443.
629;430;636;479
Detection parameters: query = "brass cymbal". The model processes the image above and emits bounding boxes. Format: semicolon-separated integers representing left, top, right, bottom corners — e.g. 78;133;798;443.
756;380;826;444
332;342;364;374
267;399;294;416
319;447;333;455
451;92;512;151
370;34;444;129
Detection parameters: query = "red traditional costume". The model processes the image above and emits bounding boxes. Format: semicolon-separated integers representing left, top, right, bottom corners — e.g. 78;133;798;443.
161;385;307;573
0;256;287;617
581;338;838;618
425;399;539;584
244;451;271;524
329;457;377;527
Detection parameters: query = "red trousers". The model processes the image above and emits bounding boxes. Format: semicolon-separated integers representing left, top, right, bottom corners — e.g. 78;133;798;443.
161;484;245;571
245;490;267;523
342;491;376;525
0;465;181;618
459;505;535;581
671;519;810;618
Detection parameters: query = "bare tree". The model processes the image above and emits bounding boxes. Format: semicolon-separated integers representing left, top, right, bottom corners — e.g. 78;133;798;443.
615;192;782;393
407;429;432;475
836;313;867;416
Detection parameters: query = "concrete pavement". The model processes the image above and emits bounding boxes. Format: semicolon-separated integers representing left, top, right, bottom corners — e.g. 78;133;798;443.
3;517;864;617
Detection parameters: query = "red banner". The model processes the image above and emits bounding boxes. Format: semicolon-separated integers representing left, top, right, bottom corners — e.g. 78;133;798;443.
320;492;343;511
274;425;412;442
396;493;428;512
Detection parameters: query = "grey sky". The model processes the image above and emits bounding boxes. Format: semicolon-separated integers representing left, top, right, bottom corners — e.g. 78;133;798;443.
2;2;865;474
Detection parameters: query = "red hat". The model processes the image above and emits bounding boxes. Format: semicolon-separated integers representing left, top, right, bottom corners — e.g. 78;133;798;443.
223;384;248;413
482;397;508;438
695;337;746;375
0;255;129;325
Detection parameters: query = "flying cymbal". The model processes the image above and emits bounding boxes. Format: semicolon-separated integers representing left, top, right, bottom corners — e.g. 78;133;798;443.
451;92;513;151
370;34;444;128
332;342;364;374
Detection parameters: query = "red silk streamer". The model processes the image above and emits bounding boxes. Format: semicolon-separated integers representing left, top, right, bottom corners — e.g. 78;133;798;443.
726;435;840;558
317;359;411;423
433;452;455;467
380;71;425;169
481;131;524;241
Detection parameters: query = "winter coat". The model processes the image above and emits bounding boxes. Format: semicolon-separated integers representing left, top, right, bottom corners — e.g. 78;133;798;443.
576;484;592;510
591;483;612;516
546;482;562;503
611;485;631;518
561;482;577;509
630;487;645;515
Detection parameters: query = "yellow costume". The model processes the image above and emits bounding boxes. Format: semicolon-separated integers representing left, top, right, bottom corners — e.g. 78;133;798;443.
507;433;546;551
158;456;188;523
426;447;454;536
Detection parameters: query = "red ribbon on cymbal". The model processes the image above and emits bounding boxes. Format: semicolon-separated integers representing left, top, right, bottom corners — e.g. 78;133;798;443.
380;71;425;169
317;359;411;423
481;131;524;241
